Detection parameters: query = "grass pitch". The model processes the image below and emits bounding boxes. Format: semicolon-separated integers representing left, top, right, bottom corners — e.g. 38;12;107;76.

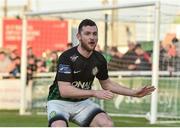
0;110;180;127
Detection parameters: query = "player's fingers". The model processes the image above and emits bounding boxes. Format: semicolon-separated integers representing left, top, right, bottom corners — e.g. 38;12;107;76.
105;95;113;99
146;92;153;95
104;96;113;100
142;86;155;91
106;90;114;97
143;87;156;95
136;86;155;97
146;86;155;89
103;91;113;99
145;86;156;92
101;94;112;100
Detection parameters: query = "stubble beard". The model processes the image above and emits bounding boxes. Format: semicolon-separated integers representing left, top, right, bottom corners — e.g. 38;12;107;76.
81;42;96;52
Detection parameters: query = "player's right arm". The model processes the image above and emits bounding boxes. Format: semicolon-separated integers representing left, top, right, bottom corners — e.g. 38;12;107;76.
58;81;113;100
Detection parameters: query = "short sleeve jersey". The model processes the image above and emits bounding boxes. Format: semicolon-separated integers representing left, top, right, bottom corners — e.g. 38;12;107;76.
48;46;109;101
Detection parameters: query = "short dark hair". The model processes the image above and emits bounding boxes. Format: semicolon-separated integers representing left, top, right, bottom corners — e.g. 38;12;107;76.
172;37;178;43
78;19;97;33
0;51;6;55
135;43;142;49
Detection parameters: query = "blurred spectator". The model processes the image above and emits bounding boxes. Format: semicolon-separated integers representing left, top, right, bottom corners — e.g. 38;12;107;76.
102;46;112;63
172;37;179;44
172;37;180;57
27;46;35;58
48;51;58;72
168;45;176;71
9;56;21;76
172;38;180;57
27;55;37;83
67;42;73;50
108;46;124;70
27;55;37;72
167;44;176;57
10;49;19;60
127;41;136;52
159;42;168;70
95;44;102;52
0;51;12;73
121;42;137;70
36;58;48;72
110;46;123;58
134;44;151;70
172;37;180;71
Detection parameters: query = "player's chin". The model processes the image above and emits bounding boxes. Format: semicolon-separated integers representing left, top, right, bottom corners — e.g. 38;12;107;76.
87;45;96;51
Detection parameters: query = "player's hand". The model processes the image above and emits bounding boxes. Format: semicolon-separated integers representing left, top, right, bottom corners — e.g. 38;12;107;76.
93;90;114;100
133;86;155;98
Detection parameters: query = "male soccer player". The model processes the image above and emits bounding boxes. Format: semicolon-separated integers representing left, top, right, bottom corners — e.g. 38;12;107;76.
47;19;155;127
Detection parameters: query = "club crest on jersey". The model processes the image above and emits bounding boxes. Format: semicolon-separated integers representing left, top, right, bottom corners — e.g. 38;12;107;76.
70;54;79;62
49;111;57;119
92;66;98;76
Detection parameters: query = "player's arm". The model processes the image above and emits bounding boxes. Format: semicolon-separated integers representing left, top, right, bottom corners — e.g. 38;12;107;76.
58;81;113;100
99;78;155;98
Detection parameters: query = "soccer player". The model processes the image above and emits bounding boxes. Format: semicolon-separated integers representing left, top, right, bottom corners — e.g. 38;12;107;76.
47;19;155;127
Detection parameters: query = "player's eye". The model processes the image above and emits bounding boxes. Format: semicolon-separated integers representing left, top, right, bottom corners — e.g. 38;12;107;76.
84;32;91;35
93;32;97;36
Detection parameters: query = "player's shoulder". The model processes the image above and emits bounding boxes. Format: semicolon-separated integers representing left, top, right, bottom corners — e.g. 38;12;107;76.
60;46;77;58
93;50;103;57
93;50;107;62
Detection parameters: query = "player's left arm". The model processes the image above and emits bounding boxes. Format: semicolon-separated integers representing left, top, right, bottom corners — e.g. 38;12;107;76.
99;78;155;98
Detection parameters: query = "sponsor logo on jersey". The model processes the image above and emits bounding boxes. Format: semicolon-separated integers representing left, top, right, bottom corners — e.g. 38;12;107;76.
72;81;92;89
58;64;71;74
92;66;98;76
70;54;79;62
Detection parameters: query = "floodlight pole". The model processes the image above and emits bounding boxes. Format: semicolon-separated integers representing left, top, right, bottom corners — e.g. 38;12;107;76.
20;15;27;115
150;1;160;124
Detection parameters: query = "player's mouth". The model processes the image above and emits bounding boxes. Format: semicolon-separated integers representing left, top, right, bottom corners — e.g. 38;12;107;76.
89;42;96;45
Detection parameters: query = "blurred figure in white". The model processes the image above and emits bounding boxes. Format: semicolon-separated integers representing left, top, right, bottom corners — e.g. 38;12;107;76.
0;51;12;73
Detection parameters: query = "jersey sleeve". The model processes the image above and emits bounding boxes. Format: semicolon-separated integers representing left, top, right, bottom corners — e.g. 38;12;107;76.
96;55;109;80
56;53;73;82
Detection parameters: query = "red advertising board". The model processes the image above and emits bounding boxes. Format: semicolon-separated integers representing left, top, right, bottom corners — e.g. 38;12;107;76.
3;19;68;57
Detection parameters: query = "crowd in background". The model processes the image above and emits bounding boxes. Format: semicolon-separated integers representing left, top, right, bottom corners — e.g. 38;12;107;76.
105;42;152;71
100;37;180;72
159;37;180;72
0;38;180;80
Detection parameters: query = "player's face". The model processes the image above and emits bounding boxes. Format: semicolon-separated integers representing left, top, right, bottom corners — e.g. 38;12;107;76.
77;26;98;52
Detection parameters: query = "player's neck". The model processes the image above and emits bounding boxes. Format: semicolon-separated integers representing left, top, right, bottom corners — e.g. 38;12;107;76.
77;45;93;58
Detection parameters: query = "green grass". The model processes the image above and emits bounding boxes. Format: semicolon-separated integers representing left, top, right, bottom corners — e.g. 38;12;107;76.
0;110;180;127
0;110;47;127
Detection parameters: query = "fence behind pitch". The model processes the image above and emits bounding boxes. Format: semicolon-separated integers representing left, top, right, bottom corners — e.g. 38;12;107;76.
30;71;180;123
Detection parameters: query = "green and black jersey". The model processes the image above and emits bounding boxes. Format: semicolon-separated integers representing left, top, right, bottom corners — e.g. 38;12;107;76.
48;46;109;101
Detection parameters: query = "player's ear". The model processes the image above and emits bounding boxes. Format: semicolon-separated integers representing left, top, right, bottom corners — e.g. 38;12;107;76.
76;33;81;41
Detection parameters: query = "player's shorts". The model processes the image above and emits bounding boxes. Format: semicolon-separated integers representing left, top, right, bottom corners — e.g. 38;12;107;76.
47;99;105;127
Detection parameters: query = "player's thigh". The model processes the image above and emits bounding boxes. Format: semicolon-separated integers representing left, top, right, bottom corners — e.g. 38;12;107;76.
47;100;70;127
72;99;109;127
90;112;114;127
